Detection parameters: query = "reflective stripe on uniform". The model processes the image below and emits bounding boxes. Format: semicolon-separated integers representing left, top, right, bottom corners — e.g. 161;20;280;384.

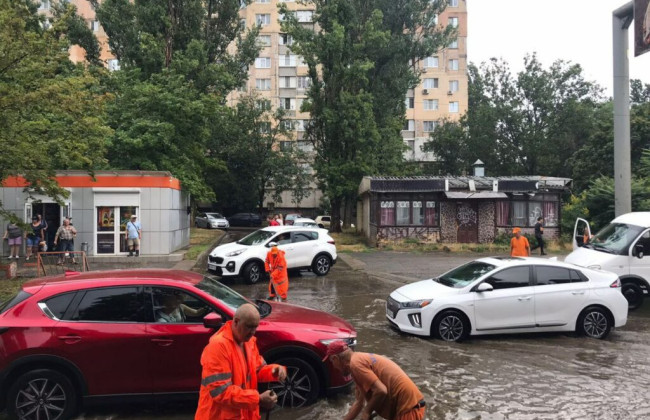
202;372;232;386
209;381;232;397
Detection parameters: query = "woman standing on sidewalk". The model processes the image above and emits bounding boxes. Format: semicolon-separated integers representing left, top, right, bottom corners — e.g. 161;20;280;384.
25;216;46;261
3;221;23;259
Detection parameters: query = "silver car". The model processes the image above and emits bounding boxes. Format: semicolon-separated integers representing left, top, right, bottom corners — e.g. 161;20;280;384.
195;212;229;230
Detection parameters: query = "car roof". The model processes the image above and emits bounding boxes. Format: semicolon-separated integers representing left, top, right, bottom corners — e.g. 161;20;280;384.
261;226;322;232
21;269;204;293
294;218;316;223
474;256;586;270
206;212;223;216
612;212;650;228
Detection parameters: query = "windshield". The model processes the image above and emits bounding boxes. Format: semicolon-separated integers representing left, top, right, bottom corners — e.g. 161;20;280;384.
436;261;496;288
237;229;275;246
195;275;250;311
207;213;224;219
584;223;644;255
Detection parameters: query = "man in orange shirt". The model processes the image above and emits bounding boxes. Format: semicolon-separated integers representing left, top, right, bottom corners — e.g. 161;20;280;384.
510;227;530;257
324;341;425;420
265;242;289;301
195;303;287;420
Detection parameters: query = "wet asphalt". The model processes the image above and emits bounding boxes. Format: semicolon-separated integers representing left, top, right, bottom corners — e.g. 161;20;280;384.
5;231;650;419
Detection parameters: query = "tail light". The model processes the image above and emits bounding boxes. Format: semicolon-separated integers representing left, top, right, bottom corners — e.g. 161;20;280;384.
610;278;621;288
328;240;335;245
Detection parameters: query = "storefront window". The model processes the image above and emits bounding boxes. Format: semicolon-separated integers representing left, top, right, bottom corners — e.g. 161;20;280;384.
98;207;115;232
425;201;437;226
96;206;138;254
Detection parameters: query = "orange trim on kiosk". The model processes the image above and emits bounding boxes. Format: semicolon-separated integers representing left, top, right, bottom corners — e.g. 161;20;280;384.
2;175;181;190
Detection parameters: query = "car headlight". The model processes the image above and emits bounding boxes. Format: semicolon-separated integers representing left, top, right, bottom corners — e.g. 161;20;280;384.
226;248;247;257
400;299;432;309
320;337;357;347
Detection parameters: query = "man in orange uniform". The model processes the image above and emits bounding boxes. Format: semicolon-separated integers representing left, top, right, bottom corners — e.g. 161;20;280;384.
265;242;289;301
195;303;287;420
510;227;530;257
324;341;425;420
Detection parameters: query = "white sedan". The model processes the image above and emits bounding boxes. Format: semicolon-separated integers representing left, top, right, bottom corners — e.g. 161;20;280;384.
386;257;628;341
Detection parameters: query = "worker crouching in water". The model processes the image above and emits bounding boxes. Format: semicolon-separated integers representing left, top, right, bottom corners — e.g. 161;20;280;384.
195;303;287;420
265;242;289;301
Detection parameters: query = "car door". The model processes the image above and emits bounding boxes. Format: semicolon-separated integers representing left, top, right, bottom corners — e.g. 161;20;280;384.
573;217;592;250
146;287;215;393
473;266;535;331
290;231;319;267
533;266;589;327
52;286;150;395
630;229;650;285
270;232;295;268
196;213;206;228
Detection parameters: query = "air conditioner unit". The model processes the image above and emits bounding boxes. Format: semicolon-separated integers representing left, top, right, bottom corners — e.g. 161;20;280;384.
447;90;453;95
422;89;429;95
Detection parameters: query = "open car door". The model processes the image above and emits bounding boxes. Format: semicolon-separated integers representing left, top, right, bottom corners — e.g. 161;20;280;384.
572;218;592;250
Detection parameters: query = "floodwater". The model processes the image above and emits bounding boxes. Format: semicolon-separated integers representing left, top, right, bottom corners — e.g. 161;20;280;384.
67;263;650;420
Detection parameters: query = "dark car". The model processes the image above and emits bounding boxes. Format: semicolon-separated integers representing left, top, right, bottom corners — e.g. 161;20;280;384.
227;212;262;227
0;270;356;420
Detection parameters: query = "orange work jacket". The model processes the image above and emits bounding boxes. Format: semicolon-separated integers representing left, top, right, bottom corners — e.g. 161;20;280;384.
195;321;281;420
265;247;289;298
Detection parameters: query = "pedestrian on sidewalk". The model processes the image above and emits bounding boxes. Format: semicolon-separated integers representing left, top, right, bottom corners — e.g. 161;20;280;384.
268;216;279;226
25;216;46;261
54;218;77;264
265;242;288;301
126;214;142;257
324;340;425;420
3;221;23;259
194;303;287;420
510;227;530;257
530;217;546;255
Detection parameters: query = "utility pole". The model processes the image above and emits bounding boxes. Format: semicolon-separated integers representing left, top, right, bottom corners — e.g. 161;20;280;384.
612;2;634;216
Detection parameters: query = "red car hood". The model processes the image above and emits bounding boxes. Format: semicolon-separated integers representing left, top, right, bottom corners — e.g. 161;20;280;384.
263;301;355;336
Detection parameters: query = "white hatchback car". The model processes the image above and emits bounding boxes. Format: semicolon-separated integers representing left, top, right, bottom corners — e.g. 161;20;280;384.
386;257;628;341
207;226;337;284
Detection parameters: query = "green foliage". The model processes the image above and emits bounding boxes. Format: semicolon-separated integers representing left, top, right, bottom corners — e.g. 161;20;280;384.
281;0;454;227
0;0;110;217
560;192;590;239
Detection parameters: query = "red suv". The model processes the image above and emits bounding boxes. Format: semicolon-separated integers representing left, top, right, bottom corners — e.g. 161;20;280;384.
0;270;356;420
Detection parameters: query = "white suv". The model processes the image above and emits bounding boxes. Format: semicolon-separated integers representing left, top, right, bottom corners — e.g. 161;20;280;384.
207;226;337;284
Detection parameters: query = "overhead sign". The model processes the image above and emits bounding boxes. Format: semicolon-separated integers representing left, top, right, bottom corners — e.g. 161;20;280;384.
635;0;650;57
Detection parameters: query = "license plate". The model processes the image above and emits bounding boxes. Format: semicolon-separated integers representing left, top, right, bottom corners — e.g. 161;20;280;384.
208;263;216;270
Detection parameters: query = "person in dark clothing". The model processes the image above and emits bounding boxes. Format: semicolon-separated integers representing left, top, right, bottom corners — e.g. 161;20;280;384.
530;217;546;255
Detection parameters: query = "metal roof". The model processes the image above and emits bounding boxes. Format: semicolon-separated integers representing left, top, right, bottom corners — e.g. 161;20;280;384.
359;176;572;194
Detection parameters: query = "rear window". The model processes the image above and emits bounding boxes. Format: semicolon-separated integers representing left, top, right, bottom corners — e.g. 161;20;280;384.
42;292;77;320
0;291;32;315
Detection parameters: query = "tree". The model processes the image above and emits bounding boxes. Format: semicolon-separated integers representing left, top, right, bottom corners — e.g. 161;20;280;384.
0;0;110;219
281;0;454;230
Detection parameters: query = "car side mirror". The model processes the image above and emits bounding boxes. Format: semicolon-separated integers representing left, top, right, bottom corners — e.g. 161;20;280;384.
634;244;645;259
475;282;493;292
203;312;223;329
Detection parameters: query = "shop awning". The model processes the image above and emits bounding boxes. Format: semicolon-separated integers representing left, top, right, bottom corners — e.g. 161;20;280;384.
445;191;508;199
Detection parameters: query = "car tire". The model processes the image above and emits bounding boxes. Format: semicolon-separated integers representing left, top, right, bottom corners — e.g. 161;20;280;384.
622;282;644;310
577;306;611;339
7;369;78;420
242;261;263;284
266;357;319;408
433;310;469;342
311;254;331;276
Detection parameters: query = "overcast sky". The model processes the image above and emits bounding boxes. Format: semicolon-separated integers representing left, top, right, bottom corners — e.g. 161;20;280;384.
467;0;650;97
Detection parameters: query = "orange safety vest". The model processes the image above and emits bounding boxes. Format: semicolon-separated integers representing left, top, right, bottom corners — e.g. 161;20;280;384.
195;321;281;420
265;247;289;299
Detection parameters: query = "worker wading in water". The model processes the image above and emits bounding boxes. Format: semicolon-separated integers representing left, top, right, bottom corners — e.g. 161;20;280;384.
265;242;289;301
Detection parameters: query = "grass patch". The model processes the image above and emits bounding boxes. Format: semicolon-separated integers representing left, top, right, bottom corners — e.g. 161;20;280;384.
0;277;24;304
185;228;225;260
330;230;373;253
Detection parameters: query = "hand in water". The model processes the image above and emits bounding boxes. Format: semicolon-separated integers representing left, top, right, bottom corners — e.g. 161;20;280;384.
259;390;277;410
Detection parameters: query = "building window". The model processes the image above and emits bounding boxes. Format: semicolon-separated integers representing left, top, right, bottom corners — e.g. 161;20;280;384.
257;35;271;46
423;121;436;132
405;97;414;109
255;78;271;90
107;59;120;72
296;120;307;131
39;0;50;10
449;38;458;49
256;0;270;3
412;201;424;226
380;201;395;226
256;99;272;110
259;122;271;134
279;76;296;88
423;99;438;110
423;78;438;89
449;0;458;6
424;56;438;69
255;57;271;68
256;14;271;26
407;140;415;152
297;141;313;152
403;119;415;131
90;20;100;32
280;120;294;131
279;54;296;67
396;201;410;225
279;33;293;45
449;102;459;113
512;201;527;227
297;10;313;22
279;97;296;110
297;76;311;89
496;201;510;226
449;59;459;71
425;201;438;226
448;17;458;28
280;141;293;151
449;80;459;93
497;198;559;227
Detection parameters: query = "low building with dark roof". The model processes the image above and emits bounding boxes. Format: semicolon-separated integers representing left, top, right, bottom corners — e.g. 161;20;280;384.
357;175;572;245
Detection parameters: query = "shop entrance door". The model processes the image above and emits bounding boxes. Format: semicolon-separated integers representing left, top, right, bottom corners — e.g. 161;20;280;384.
96;206;138;255
456;201;478;243
26;202;68;252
